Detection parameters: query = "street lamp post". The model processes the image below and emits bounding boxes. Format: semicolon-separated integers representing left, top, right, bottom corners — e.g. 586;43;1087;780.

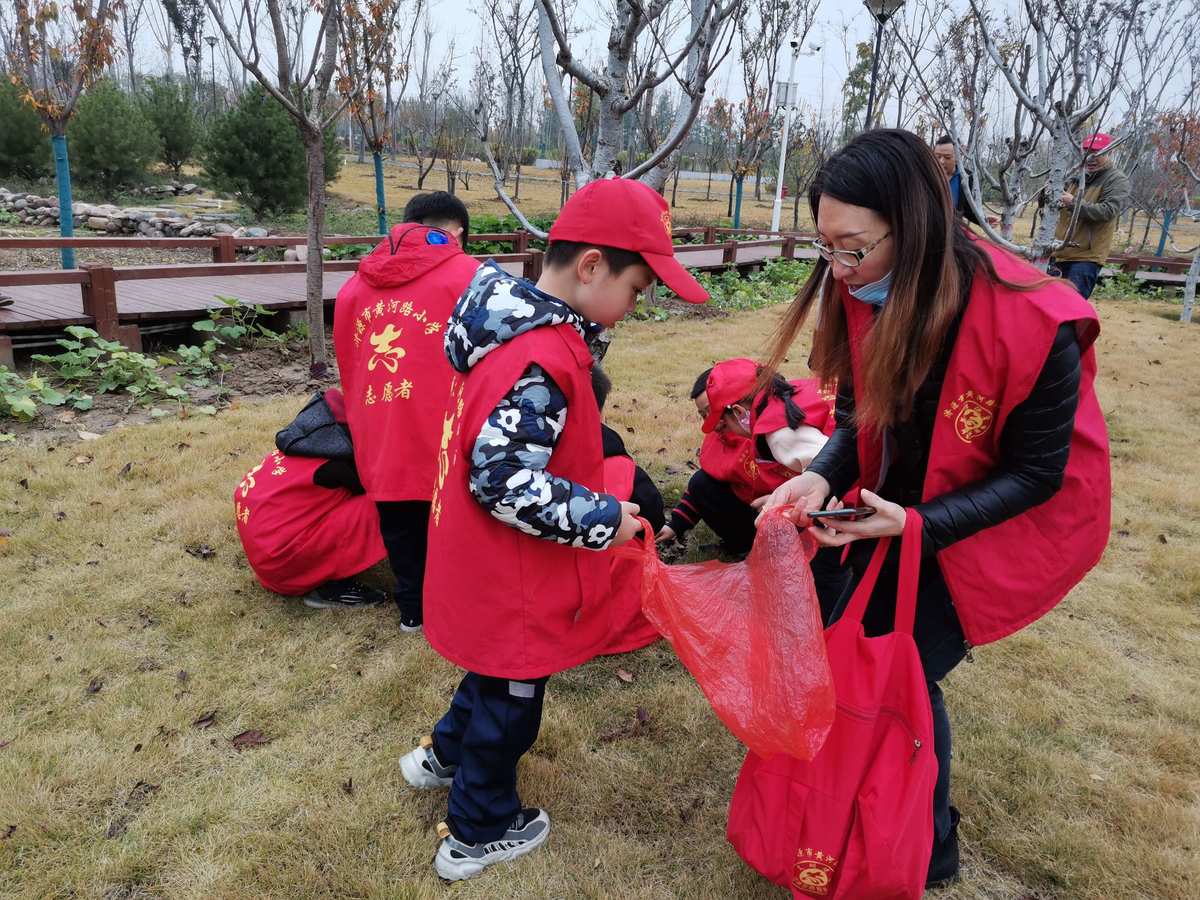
205;35;218;116
770;42;802;233
862;0;906;130
770;42;820;233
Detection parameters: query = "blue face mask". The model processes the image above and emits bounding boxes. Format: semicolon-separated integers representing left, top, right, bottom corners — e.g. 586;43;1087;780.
848;270;893;306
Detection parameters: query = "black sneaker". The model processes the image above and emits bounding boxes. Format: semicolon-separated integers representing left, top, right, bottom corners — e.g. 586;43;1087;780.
434;808;551;881
926;806;961;888
302;579;388;610
395;597;422;632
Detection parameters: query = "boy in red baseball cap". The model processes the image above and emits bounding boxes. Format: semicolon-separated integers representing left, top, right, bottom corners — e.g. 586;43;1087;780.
402;178;706;881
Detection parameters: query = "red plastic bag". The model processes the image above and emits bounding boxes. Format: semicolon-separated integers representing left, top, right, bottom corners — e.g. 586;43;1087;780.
619;509;835;760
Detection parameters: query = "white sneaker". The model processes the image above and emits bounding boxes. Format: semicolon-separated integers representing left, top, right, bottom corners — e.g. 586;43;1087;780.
434;808;551;881
399;735;456;789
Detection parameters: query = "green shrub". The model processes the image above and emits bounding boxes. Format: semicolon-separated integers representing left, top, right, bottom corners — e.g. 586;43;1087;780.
140;77;201;180
0;80;50;179
203;85;341;218
70;80;160;192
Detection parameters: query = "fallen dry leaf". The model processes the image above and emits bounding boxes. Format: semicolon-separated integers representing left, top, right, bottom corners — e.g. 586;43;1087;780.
615;668;635;683
17;479;28;490
1;825;14;840
117;462;133;477
86;676;104;694
0;739;11;750
192;710;218;729
599;707;653;743
341;778;354;796
77;430;101;441
230;729;272;751
185;544;216;560
1158;534;1169;544
73;455;93;466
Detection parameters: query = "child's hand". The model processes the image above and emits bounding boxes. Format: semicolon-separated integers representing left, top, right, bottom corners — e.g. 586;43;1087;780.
612;501;643;547
655;524;677;544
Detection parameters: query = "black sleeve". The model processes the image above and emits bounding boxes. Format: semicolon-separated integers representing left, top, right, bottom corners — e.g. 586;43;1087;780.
916;322;1081;553
630;465;666;534
805;376;860;500
957;187;982;227
313;458;366;495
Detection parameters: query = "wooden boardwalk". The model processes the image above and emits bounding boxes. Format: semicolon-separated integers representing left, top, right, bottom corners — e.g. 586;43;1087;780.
3;229;1186;357
0;241;812;343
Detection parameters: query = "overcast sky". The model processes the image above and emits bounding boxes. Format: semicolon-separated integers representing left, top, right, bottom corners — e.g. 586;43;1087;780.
129;0;1189;131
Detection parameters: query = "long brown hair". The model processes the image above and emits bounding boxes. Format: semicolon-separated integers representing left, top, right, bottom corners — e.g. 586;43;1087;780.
762;129;1038;431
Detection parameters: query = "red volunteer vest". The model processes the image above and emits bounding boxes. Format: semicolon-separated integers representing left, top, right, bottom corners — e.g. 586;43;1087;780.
601;455;660;655
423;325;613;679
843;241;1110;646
332;227;481;501
233;451;387;596
699;431;749;484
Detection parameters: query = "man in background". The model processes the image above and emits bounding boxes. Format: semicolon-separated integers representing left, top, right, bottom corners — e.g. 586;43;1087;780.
1050;132;1131;299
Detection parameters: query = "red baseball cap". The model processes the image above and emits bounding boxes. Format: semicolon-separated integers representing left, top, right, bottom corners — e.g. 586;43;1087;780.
702;357;759;433
548;178;709;304
1082;133;1112;152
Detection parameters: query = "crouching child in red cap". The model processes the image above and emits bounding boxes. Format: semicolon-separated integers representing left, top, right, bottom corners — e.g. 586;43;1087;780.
659;358;850;618
401;178;708;881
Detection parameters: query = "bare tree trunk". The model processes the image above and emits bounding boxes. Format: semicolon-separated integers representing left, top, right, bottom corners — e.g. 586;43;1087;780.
515;163;522;200
303;130;329;378
1182;247;1198;324
726;174;734;218
706;169;713;200
754;163;762;201
1031;121;1074;265
1138;215;1152;251
670;164;681;207
792;179;801;229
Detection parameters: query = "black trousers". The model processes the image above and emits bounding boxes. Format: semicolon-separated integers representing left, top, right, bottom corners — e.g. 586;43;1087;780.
828;539;967;853
375;500;430;621
682;470;851;620
432;672;549;843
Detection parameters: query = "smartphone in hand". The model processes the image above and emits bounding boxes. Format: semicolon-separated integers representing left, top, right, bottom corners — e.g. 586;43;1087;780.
807;506;877;522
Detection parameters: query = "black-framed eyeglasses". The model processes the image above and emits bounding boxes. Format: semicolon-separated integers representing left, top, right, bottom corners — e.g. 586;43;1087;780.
812;232;891;269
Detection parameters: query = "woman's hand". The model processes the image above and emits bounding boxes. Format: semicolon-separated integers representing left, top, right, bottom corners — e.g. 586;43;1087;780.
753;470;832;525
809;489;906;547
655;524;677;544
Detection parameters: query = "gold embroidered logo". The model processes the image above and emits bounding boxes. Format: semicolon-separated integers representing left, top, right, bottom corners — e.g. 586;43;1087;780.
793;847;838;896
942;390;996;444
660;209;672;237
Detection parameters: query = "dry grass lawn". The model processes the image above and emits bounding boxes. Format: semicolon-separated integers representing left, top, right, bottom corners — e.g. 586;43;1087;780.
1;299;1198;899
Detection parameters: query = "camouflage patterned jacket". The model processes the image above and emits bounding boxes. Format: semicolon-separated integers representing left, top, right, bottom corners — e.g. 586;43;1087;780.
443;262;622;550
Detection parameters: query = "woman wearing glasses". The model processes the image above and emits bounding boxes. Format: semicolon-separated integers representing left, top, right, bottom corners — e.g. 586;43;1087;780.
758;129;1110;885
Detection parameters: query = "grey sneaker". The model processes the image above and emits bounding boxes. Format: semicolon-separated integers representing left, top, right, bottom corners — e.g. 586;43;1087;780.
399;736;456;789
434;808;551;881
302;579;388;610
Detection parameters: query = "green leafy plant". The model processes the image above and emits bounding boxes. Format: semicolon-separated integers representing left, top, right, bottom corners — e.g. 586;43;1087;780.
29;326;188;409
192;296;279;348
0;366;78;420
647;258;814;318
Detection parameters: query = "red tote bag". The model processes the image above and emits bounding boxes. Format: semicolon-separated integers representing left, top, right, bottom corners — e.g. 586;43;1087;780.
727;510;936;899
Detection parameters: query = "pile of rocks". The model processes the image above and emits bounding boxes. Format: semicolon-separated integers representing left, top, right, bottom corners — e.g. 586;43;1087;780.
0;187;270;240
137;181;204;197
